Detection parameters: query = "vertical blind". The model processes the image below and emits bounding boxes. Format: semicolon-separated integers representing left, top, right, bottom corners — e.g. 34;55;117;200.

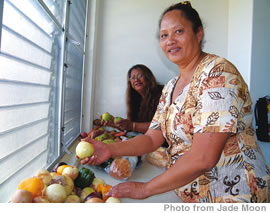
62;0;87;147
0;0;88;202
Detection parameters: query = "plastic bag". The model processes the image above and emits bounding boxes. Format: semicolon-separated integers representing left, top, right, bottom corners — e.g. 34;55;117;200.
89;125;143;180
103;156;138;181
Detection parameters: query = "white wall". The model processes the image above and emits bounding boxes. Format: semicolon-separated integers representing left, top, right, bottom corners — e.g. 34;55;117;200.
249;0;270;166
83;0;228;125
250;0;270;102
227;0;253;86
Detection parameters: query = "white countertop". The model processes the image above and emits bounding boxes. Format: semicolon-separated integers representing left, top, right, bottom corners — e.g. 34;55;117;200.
60;139;181;203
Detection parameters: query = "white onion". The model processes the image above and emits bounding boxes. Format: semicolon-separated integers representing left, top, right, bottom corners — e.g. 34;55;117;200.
105;197;121;203
46;184;67;203
76;142;94;159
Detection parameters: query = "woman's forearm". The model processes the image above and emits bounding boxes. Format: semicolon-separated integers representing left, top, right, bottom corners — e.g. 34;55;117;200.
132;121;151;133
144;151;207;197
144;133;228;197
107;134;158;158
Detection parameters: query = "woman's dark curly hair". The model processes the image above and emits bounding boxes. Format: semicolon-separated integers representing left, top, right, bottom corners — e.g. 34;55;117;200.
126;64;163;122
158;1;204;46
159;1;203;34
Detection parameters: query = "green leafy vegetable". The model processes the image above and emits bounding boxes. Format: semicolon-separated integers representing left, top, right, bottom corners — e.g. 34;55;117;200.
74;167;95;188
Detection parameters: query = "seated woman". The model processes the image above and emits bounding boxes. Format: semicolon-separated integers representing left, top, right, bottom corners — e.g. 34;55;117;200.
96;64;168;148
116;64;163;132
96;65;160;129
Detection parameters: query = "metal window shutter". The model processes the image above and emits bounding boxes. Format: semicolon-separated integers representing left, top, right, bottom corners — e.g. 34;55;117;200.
0;0;88;203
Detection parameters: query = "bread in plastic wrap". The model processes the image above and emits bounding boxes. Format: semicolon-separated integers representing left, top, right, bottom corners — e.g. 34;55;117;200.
146;147;168;168
108;156;138;180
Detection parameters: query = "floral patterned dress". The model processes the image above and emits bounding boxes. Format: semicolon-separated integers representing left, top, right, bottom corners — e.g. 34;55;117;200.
150;54;270;203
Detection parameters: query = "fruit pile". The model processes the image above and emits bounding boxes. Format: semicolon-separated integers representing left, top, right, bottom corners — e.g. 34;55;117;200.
80;112;128;143
11;162;120;203
81;126;127;144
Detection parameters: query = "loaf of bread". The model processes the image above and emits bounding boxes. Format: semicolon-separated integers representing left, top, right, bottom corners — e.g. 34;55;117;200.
109;158;131;180
146;147;168;168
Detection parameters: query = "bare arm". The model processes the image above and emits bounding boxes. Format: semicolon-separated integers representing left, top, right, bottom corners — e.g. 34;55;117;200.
108;132;229;199
114;119;151;133
81;128;165;165
132;121;151;133
144;132;229;196
108;128;165;157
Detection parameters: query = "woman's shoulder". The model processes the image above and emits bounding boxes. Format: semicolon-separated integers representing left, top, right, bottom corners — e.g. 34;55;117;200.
194;53;248;91
202;54;238;72
199;53;242;79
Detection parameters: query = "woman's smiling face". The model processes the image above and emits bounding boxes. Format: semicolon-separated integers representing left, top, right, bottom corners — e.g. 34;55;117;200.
129;68;147;95
159;10;203;66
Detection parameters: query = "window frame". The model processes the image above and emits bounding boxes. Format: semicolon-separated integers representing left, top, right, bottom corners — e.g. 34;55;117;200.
0;0;89;202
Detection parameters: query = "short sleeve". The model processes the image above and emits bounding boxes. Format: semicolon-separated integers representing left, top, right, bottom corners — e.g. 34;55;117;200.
193;58;249;134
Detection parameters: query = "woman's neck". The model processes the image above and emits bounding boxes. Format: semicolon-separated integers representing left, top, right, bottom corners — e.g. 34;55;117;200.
178;51;206;82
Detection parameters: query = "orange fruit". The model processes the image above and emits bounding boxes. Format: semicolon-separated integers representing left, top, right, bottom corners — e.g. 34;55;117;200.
96;183;112;201
56;165;72;175
18;177;44;197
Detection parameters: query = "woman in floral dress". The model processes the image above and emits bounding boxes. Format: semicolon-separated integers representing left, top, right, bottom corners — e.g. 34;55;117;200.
81;2;270;202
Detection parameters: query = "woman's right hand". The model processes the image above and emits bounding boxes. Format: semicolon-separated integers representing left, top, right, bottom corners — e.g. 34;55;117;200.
80;137;112;166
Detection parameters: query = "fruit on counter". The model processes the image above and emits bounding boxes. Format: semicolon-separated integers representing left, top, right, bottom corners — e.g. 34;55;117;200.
85;197;104;203
18;177;44;197
57;164;73;175
50;172;60;178
88;126;102;137
92;177;105;190
102;139;115;144
74;167;95;189
114;132;126;137
80;187;95;202
84;191;102;201
62;166;79;180
95;132;113;141
50;175;74;196
52;162;67;173
63;175;74;195
105;197;121;203
65;194;81;203
12;161;124;203
96;183;112;201
102;112;112;121
89;128;105;139
32;196;50;203
35;169;52;186
11;189;33;203
80;131;88;138
76;141;94;159
46;184;67;203
113;116;122;123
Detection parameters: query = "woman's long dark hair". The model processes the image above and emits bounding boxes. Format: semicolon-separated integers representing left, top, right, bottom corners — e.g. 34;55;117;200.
126;64;163;122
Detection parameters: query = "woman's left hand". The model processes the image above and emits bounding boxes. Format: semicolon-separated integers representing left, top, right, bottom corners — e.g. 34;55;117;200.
106;181;150;199
114;119;132;131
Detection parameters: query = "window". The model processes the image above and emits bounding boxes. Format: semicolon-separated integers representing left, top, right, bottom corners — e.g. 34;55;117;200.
0;0;88;202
